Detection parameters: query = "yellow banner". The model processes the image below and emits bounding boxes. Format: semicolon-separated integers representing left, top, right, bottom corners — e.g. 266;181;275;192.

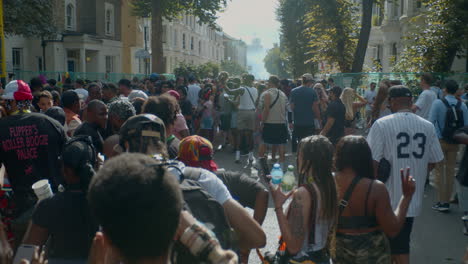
0;0;6;79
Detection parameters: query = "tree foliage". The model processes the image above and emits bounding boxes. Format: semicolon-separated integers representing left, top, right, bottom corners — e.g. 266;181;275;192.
220;60;247;77
276;0;317;78
4;0;56;37
263;44;290;79
131;0;229;73
303;0;359;73
174;62;220;80
393;0;468;72
131;0;227;29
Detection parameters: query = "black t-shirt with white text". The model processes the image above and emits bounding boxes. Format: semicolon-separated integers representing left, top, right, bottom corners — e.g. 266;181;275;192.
0;113;66;215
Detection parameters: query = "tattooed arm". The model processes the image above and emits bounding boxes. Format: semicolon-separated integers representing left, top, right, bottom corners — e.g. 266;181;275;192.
274;187;311;255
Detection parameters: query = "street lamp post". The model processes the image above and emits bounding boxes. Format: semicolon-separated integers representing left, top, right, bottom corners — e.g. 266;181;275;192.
143;17;150;75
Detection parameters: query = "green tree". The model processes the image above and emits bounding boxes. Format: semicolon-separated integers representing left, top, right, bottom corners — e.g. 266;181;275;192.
220;60;247;76
394;0;468;72
263;44;290;78
277;0;317;78
174;62;220;80
303;0;359;72
4;0;56;37
131;0;229;73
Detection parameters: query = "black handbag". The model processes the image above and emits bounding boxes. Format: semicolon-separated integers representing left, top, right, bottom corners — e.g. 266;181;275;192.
456;148;468;187
377;158;391;183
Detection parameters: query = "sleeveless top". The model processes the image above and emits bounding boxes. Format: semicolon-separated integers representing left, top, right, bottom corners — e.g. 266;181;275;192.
337;177;378;230
259;88;287;124
294;184;332;257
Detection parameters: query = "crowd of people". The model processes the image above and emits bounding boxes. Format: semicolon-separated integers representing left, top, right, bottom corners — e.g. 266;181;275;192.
0;71;467;264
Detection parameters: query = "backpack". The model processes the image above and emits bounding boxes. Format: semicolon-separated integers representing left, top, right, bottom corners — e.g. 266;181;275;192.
441;98;464;144
172;167;236;263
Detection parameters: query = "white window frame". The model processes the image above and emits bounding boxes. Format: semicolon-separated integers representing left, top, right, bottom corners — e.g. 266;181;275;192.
105;3;115;36
105;56;115;73
65;0;76;31
12;48;23;71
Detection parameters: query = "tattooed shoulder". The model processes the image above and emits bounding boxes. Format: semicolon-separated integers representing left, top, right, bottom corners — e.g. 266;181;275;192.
289;194;305;238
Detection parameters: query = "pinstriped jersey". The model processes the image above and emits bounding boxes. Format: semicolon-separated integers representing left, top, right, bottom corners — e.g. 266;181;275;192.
367;112;444;217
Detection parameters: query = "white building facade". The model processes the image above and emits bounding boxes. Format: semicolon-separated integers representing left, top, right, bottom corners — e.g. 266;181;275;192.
365;0;466;72
5;0;123;79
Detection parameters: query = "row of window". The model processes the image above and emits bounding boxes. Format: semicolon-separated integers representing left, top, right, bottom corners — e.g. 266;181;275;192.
65;0;115;36
11;47;116;73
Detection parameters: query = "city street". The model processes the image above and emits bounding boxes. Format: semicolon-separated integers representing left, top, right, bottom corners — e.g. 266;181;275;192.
214;147;468;264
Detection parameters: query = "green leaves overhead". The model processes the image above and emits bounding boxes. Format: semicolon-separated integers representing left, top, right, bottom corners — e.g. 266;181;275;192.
4;0;56;37
393;0;467;72
131;0;228;29
276;0;317;78
303;0;360;73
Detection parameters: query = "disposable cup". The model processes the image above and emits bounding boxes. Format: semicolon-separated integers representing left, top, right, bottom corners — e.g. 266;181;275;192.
32;180;53;200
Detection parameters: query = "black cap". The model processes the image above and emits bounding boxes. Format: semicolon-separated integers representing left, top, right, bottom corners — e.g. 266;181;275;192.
389;85;412;98
45;106;66;126
119;114;166;146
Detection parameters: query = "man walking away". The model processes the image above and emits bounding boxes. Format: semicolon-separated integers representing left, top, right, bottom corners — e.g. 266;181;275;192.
187;76;201;110
258;76;289;169
320;86;345;145
429;80;468;212
224;74;258;163
368;86;444;264
290;73;321;153
412;73;437;120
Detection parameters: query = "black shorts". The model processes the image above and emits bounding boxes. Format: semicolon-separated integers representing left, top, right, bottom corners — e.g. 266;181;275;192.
262;123;288;145
388;217;414;255
220;113;231;131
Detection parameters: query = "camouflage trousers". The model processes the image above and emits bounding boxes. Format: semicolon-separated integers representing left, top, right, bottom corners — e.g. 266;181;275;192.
334;230;391;264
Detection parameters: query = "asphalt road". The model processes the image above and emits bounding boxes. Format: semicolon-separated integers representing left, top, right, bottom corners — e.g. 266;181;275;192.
213;146;468;264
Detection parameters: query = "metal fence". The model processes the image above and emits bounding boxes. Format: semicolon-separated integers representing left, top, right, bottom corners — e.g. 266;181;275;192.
329;72;468;93
10;71;176;84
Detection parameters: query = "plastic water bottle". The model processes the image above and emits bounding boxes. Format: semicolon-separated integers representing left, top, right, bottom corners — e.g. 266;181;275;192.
271;163;284;188
282;165;296;193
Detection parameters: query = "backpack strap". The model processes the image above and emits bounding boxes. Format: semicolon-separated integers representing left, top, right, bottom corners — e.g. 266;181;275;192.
244;87;256;108
269;90;280;109
441;98;451;108
339;176;362;216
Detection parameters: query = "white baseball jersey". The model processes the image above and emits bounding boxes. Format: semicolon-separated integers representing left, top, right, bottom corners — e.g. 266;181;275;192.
367;112;444;217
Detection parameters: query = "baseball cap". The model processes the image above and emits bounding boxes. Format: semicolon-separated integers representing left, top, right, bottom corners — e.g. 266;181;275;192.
150;73;160;82
128;90;149;102
45;106;66;126
166;90;180;100
302;73;314;81
178;135;218;172
120;114;166;146
389;85;412;99
2;80;33;100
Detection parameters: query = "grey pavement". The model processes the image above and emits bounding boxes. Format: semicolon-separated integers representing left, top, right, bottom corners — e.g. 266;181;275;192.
213;146;468;264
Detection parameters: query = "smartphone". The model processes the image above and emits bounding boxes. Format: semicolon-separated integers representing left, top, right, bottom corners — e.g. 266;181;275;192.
13;244;38;264
258;157;271;183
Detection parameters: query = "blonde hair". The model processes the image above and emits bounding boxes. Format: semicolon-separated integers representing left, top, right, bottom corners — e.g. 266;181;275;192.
313;83;329;102
340;87;355;120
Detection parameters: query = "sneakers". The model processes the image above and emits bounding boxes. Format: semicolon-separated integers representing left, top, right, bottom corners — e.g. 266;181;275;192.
432;202;450;212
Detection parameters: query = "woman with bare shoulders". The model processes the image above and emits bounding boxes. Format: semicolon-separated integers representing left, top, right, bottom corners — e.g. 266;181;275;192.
268;135;338;263
334;136;415;263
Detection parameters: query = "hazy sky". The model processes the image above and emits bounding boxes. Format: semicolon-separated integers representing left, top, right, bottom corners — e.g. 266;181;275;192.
217;0;280;49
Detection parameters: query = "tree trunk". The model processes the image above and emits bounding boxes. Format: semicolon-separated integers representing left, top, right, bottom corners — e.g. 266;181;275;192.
351;0;373;73
151;0;165;73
